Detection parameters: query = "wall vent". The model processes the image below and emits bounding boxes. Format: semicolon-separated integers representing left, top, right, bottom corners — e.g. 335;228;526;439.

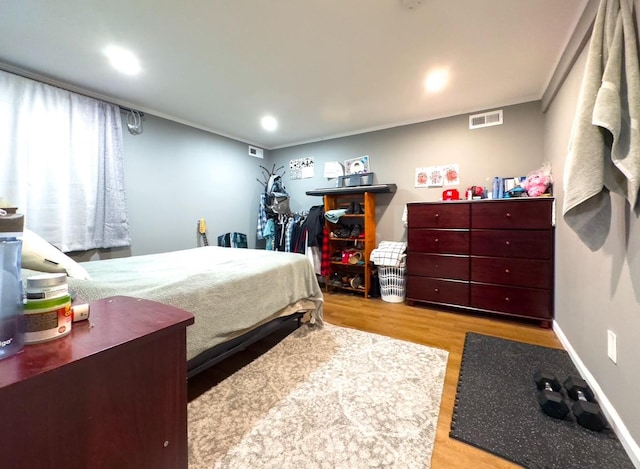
248;145;264;158
469;109;503;130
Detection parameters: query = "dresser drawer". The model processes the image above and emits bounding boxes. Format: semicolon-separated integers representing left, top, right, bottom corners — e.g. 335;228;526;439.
471;200;553;229
408;203;470;228
470;257;551;289
470;284;551;319
408;229;470;254
407;253;469;280
407;276;470;305
471;230;552;259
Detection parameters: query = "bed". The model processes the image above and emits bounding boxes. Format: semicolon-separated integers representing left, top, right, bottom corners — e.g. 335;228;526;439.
22;246;324;377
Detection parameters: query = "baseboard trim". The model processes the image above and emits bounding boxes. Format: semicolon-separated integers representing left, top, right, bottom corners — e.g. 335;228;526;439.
553;320;640;468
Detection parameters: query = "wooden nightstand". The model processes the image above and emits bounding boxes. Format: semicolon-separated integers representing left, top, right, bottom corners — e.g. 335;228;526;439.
0;296;194;469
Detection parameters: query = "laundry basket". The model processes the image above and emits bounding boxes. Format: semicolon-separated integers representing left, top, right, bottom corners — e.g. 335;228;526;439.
378;263;406;303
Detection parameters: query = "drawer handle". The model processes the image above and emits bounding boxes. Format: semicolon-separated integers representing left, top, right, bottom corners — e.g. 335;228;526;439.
505;268;510;274
505;240;510;246
434;288;439;293
434;264;439;268
435;213;440;218
505;297;510;302
435;238;439;243
506;212;512;218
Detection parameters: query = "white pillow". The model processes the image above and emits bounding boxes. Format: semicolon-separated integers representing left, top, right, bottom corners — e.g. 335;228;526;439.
21;228;91;280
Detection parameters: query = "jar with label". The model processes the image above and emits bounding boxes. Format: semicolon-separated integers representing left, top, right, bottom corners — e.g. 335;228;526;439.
24;274;72;344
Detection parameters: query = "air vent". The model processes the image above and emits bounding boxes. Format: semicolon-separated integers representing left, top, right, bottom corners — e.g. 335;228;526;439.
469;110;503;130
248;145;264;159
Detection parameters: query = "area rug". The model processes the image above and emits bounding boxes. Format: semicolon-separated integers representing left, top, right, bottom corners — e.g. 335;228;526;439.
188;323;449;469
450;332;634;468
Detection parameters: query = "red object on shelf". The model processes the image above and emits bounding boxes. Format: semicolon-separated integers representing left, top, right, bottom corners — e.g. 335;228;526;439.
442;189;460;200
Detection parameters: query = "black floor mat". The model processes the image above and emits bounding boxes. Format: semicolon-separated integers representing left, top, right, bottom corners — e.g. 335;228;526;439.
450;332;634;468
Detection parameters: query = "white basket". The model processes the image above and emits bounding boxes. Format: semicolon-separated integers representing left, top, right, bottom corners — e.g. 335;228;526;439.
378;265;406;303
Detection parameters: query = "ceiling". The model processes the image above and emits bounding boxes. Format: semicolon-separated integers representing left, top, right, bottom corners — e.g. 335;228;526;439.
0;0;588;149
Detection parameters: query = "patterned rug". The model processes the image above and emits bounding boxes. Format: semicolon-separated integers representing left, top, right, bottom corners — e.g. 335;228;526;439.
188;323;449;469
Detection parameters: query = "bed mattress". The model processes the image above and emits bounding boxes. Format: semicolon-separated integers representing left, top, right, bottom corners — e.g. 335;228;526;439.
24;246;324;361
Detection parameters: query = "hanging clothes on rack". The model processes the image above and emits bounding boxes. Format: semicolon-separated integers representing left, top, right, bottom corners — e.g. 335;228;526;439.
257;164;291;250
263;218;276;250
257;193;268;240
299;205;324;274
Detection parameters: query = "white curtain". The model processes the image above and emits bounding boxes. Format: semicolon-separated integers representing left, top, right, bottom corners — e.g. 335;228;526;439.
0;70;130;251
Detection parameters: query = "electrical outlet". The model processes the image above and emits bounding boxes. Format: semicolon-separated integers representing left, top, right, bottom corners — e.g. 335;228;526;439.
607;330;617;364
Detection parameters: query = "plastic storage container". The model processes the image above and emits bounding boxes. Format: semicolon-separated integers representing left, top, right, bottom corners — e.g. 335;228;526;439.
360;172;374;186
338;172;375;187
0;210;25;360
378;264;407;303
23;293;72;344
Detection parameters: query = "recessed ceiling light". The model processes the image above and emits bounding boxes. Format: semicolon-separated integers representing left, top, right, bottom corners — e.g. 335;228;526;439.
261;115;278;132
425;69;449;93
104;46;141;75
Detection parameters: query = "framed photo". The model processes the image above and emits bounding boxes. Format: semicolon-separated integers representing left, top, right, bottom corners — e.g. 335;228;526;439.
427;167;444;187
344;155;370;175
416;167;429;187
442;164;460;186
416;166;446;187
289;156;314;180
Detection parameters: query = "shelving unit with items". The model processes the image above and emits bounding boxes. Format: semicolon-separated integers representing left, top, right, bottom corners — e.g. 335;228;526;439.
306;184;396;299
324;191;375;297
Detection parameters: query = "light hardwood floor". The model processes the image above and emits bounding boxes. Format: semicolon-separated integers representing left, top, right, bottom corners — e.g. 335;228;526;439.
322;291;564;469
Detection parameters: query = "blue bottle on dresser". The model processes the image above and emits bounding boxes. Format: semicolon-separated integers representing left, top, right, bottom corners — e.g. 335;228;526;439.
0;209;25;360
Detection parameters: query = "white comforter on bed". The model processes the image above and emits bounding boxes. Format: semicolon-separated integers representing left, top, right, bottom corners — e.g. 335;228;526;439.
56;246;323;361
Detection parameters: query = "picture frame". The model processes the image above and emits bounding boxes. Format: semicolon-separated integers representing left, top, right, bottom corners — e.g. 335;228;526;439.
344;155;370;175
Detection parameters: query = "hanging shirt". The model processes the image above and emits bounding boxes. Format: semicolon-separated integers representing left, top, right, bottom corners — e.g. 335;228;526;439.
257;193;268;240
263;218;275;250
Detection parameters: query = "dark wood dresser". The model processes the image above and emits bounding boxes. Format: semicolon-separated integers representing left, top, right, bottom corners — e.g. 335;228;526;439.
406;198;555;327
0;296;194;469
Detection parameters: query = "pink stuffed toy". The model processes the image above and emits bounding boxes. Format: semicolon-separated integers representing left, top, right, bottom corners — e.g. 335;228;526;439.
522;164;552;197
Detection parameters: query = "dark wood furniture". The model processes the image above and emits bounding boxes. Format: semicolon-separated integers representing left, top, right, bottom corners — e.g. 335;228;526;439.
406;198;554;327
0;296;194;469
307;184;397;299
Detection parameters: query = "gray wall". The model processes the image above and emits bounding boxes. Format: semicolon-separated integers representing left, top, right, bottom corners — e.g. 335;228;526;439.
74;114;269;260
271;101;545;245
545;27;640;446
